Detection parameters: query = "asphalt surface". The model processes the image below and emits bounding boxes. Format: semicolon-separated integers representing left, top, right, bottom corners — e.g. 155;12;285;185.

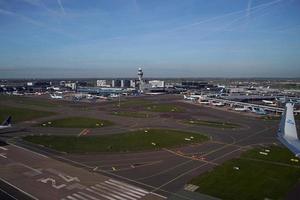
0;94;298;200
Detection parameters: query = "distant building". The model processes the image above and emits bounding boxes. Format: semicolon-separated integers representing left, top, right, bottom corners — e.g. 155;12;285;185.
65;82;77;90
96;80;110;87
149;80;165;88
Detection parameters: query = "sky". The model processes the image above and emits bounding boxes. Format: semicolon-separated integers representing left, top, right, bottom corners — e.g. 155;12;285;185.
0;0;299;78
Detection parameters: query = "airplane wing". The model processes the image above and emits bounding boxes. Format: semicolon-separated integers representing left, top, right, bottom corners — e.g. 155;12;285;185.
277;103;300;157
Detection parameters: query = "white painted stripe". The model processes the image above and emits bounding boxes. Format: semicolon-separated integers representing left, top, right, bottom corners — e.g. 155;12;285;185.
105;181;146;196
0;188;18;200
73;193;91;200
86;188;117;200
78;192;100;200
0;178;38;200
10;144;49;158
97;183;140;199
0;146;8;150
0;153;7;158
108;179;149;194
67;196;79;200
91;186;126;200
150;192;167;199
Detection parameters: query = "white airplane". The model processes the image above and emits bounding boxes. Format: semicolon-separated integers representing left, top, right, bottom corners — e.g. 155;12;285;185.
50;94;63;99
198;100;210;105
262;100;275;105
0;116;12;130
278;103;300;157
183;95;198;101
234;106;248;112
211;101;225;106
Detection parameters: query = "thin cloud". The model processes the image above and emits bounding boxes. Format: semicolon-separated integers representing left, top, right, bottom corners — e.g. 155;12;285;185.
246;0;252;18
57;0;66;15
0;8;76;39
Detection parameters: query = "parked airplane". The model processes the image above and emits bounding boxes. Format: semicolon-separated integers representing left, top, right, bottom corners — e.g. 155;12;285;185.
50;94;63;99
0;116;12;130
210;101;225;106
183;95;198;101
234;106;248;112
278;103;300;157
262;100;275;105
249;107;267;115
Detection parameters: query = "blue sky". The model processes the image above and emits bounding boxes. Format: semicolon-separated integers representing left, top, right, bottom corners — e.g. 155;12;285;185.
0;0;299;78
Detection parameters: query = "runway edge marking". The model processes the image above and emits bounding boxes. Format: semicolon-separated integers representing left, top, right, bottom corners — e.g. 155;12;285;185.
0;178;39;200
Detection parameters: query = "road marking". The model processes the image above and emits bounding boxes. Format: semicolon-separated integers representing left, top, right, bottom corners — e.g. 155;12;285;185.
105;181;146;196
0;153;7;158
73;193;90;200
9;144;49;158
0;178;39;200
86;188;116;200
97;183;140;199
109;179;149;194
67;196;78;200
150;192;168;199
0;146;8;150
91;186;127;200
78;192;100;200
0;188;18;200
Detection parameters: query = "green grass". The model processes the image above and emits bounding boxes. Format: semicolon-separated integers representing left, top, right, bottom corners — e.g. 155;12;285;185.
0;106;55;122
23;129;208;153
111;111;152;118
39;117;113;128
262;115;300;121
145;104;184;112
185;120;240;128
113;99;152;108
190;146;300;200
0;95;59;108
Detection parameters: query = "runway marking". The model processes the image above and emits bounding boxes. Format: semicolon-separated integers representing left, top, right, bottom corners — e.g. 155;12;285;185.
0;188;18;200
9;144;49;159
163;148;219;166
0;146;8;150
72;193;90;200
67;195;78;200
96;183;139;199
0;153;7;158
86;187;116;200
0;178;39;200
78;192;100;200
78;129;90;137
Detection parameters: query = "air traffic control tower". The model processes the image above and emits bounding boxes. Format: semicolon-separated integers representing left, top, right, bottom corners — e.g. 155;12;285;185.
138;67;144;93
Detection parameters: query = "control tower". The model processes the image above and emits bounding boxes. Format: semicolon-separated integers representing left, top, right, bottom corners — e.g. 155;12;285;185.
137;67;144;93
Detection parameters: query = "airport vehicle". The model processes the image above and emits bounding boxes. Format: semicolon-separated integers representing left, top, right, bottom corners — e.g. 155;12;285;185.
278;103;300;157
50;94;63;99
248;107;267;115
0;116;12;130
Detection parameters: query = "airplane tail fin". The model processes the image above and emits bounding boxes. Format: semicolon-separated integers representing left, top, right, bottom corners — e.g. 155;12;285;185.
283;103;298;140
2;116;12;126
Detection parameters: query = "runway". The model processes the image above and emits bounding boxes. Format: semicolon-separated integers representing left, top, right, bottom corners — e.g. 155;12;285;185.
0;143;165;200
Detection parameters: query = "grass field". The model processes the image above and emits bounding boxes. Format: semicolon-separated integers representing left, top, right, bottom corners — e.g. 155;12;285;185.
145;104;184;112
114;99;152;108
0;106;55;122
190;146;300;200
112;111;152;118
39;117;113;128
185;120;240;128
23;129;208;153
262;114;300;121
0;95;59;108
